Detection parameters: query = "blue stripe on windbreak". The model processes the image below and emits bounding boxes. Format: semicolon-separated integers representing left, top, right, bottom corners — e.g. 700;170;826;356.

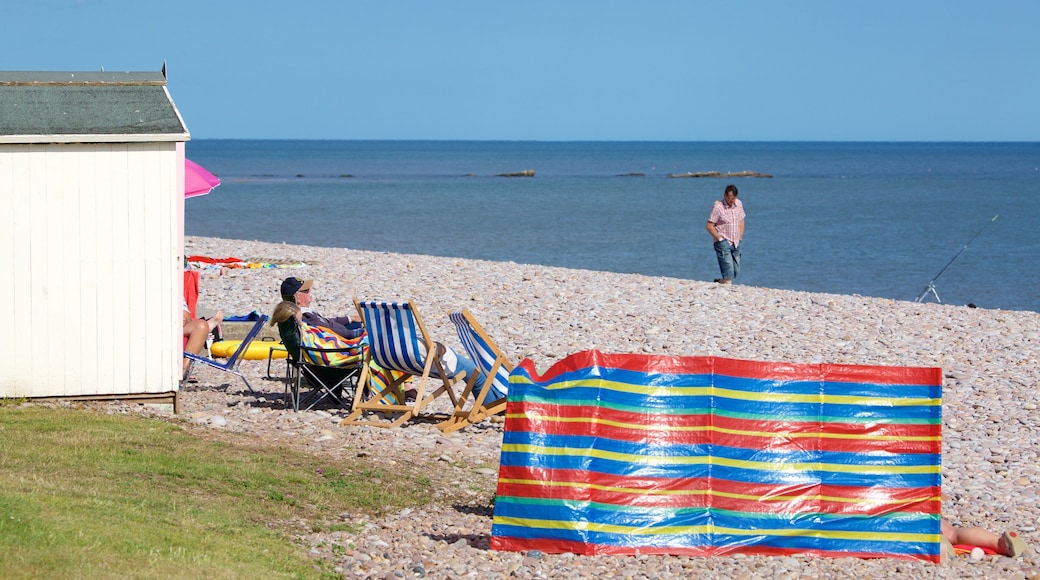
707;463;938;488
493;501;937;537
513;381;938;417
708;442;940;467
712;398;940;421
500;450;709;480
493;501;711;529
503;431;940;467
712;375;941;399
514;394;938;421
709;510;938;535
712;533;938;557
514;366;939;400
498;452;939;488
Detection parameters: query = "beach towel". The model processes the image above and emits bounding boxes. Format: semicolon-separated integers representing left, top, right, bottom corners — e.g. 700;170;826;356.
224;310;264;322
183;269;200;320
491;350;943;562
187;255;307;270
299;323;366;367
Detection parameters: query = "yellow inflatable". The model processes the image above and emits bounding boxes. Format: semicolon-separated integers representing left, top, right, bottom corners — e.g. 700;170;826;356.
209;338;288;360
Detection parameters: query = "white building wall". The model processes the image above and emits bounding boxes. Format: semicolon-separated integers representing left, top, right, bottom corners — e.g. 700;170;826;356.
0;142;182;398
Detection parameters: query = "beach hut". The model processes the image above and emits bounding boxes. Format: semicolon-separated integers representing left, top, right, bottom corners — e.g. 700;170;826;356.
0;70;191;411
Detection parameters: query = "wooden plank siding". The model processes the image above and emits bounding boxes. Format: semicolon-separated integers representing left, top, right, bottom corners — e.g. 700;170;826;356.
0;143;182;398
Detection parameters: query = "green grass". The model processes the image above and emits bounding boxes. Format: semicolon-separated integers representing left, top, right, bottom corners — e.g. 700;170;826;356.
0;406;440;579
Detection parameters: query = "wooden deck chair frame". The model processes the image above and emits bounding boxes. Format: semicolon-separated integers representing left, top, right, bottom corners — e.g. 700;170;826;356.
341;299;464;428
276;317;364;411
438;310;513;433
183;314;269;394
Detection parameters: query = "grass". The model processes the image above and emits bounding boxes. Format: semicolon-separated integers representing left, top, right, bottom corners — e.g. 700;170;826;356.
0;405;440;579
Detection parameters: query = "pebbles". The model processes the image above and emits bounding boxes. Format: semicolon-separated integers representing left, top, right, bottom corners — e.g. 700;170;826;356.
150;236;1040;577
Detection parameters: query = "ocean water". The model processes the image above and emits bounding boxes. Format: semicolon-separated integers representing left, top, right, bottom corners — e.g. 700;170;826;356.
185;140;1040;312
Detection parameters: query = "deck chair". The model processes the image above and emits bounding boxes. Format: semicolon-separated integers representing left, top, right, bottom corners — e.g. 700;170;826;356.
437;310;513;433
340;299;466;428
276;316;365;411
183;314;268;394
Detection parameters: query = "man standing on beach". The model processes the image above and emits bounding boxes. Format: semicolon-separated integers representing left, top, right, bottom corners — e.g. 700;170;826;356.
706;184;745;284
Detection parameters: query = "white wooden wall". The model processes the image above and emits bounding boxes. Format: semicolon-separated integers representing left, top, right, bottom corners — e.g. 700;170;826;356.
0;143;183;398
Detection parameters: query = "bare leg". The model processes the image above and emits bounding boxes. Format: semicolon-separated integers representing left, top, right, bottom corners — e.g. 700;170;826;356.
183;318;209;372
943;519;1027;556
945;523;1000;551
205;310;224;333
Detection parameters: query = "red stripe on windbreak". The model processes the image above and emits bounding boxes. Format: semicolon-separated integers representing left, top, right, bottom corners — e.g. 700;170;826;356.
507;406;940;453
514;351;942;386
712;357;942;386
515;351;715;383
489;536;937;562
497;469;940;514
507;417;939;454
515;403;940;438
496;482;939;516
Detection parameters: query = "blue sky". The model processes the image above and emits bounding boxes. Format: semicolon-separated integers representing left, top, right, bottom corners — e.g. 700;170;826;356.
5;1;1038;141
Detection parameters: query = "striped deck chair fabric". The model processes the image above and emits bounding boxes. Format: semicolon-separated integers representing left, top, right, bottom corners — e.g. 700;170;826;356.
340;299;463;428
491;350;943;562
361;300;431;376
438;310;512;432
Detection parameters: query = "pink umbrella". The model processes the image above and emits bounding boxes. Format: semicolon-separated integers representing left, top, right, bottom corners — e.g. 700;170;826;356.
185;158;221;198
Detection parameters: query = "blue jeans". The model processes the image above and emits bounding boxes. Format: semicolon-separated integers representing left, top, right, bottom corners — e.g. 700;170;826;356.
437;347;487;398
452;354;492;400
714;239;741;280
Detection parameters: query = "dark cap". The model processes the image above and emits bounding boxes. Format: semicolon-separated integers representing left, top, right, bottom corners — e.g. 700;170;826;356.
280;277;313;297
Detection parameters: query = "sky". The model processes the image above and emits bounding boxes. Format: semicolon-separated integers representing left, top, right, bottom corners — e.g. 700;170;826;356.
4;0;1038;141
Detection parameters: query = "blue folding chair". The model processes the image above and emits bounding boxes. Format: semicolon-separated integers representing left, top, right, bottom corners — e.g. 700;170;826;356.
183;314;269;394
438;310;513;432
341;299;465;428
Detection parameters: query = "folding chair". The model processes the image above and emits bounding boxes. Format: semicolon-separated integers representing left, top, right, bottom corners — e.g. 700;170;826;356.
183;314;269;394
438;310;513;433
340;299;466;428
275;317;366;411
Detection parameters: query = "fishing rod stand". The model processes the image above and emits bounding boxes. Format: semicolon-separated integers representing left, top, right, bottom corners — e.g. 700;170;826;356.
915;282;941;304
913;214;998;305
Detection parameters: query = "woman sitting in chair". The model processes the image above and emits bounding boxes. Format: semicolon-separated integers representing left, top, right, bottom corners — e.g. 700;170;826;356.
183;301;224;374
270;300;304;328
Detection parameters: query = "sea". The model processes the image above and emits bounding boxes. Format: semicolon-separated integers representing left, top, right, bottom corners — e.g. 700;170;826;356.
184;141;1040;313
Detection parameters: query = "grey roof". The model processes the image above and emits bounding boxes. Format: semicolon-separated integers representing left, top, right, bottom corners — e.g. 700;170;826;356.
0;71;189;142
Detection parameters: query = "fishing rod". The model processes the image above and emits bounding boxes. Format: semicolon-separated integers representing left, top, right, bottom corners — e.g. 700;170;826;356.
914;214;999;304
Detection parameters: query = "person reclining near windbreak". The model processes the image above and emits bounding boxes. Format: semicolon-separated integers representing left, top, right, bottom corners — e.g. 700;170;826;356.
279;277;364;339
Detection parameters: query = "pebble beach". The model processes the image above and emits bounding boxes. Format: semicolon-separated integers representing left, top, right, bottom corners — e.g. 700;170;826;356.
154;235;1040;578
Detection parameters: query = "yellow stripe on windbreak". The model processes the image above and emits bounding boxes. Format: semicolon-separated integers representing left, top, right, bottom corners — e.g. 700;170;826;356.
501;444;941;475
509;413;941;442
711;386;939;407
492;516;938;544
497;477;940;506
523;379;939;407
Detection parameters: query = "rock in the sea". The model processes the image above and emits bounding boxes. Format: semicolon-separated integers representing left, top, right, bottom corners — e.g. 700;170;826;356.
496;169;535;177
